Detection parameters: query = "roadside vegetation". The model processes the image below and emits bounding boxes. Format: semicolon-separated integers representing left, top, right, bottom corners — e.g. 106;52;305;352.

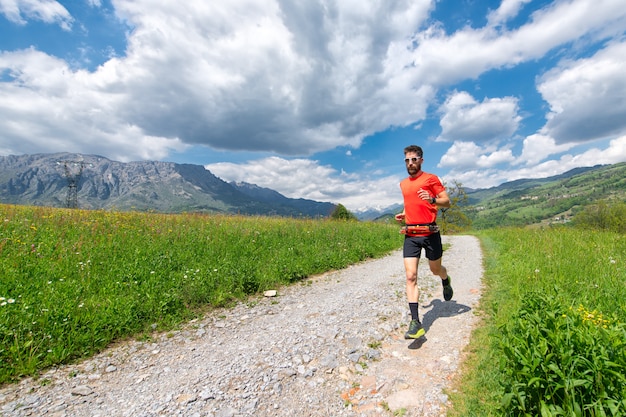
449;203;626;416
2;193;625;416
0;204;400;384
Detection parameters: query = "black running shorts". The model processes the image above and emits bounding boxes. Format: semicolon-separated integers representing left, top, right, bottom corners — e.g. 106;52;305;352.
403;232;443;260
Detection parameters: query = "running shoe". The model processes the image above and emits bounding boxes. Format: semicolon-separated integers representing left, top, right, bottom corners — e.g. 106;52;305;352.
443;277;453;301
404;320;425;339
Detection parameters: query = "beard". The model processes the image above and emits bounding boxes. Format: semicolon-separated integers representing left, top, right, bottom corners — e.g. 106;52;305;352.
406;164;421;176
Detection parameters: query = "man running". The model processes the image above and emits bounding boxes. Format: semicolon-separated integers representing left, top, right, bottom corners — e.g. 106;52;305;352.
395;145;453;339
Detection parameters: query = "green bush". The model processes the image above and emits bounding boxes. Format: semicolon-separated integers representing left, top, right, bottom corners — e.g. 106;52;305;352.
499;291;626;416
573;201;626;234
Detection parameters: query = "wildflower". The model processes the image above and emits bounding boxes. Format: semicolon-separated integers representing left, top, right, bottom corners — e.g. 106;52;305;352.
8;299;15;304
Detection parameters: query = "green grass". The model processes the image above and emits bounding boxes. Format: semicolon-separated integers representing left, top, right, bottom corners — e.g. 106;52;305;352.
448;227;626;416
0;204;401;384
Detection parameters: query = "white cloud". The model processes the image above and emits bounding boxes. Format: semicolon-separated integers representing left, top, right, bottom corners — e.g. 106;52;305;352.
538;41;626;144
0;49;188;160
439;141;515;171
107;0;436;155
2;0;625;163
445;135;626;189
1;0;626;210
206;157;403;211
0;0;73;29
437;91;521;142
487;0;533;27
518;134;575;166
405;0;626;85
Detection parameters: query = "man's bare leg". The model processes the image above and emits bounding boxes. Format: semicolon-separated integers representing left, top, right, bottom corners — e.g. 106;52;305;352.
403;257;425;338
429;257;453;301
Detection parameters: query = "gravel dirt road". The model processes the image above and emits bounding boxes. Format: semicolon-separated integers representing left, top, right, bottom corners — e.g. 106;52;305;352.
0;235;483;417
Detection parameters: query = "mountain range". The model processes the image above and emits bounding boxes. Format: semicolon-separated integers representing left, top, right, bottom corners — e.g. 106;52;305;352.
0;153;336;218
464;162;626;228
1;153;624;224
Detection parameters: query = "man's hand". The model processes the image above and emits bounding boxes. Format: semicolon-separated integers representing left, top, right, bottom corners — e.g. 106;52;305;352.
418;188;433;201
395;213;405;223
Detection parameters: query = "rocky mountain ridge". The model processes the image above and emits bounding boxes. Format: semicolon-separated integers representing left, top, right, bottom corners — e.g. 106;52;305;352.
0;153;336;217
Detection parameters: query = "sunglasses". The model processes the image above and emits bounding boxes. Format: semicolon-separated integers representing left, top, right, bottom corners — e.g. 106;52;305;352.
404;157;422;164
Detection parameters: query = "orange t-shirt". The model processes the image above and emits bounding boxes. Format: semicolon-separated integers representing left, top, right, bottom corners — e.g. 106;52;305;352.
399;172;445;225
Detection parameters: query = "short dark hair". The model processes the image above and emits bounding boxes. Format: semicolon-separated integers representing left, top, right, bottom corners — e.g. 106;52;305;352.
404;145;423;157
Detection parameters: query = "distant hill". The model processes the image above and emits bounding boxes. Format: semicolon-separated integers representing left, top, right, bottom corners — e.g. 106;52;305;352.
464;165;603;204
354;162;626;226
465;162;626;229
0;153;336;218
229;181;336;217
354;203;403;221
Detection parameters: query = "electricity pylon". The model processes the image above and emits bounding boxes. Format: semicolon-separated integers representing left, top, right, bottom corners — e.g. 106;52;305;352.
61;161;85;209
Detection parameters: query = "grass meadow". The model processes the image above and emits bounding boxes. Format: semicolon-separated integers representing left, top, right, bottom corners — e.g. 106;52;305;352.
449;227;626;416
0;204;401;384
2;204;625;416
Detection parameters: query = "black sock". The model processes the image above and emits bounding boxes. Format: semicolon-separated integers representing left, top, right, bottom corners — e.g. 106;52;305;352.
442;277;450;286
409;302;419;322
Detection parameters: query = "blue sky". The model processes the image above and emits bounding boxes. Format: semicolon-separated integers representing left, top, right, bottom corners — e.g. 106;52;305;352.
1;0;625;212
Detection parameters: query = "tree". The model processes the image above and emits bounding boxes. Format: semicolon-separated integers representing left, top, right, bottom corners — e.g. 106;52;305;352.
439;180;472;234
331;204;358;221
572;200;626;233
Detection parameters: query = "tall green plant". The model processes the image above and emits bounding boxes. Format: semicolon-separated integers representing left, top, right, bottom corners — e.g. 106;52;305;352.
572;201;626;233
440;180;472;234
448;227;626;417
330;203;358;221
500;292;626;416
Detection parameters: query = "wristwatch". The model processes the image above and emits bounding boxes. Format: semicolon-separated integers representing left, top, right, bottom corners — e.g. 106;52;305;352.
430;196;437;204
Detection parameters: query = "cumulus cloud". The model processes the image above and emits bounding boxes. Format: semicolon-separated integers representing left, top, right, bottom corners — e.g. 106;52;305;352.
439;141;515;171
109;0;438;155
405;0;626;86
445;135;626;189
538;41;626;144
1;0;441;159
0;0;73;29
437;91;521;143
206;157;403;211
1;0;625;162
518;134;575;166
0;48;188;160
1;0;626;207
487;0;533;27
